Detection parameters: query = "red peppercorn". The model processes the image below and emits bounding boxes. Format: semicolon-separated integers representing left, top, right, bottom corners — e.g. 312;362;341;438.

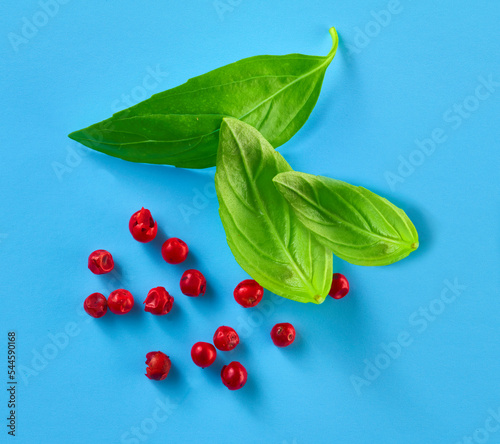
88;249;114;275
270;323;295;347
233;279;264;308
191;342;217;368
84;293;108;318
162;238;189;264
145;351;171;381
213;326;239;351
221;361;247;390
129;207;158;243
143;287;174;315
108;289;134;314
328;273;349;299
180;269;206;297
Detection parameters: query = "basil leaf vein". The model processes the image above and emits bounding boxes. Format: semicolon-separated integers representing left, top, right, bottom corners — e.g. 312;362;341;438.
215;118;332;303
69;28;338;169
273;172;419;266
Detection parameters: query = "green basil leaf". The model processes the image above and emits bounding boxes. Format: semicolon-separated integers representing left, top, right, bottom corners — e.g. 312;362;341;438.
215;118;333;304
273;172;419;266
69;28;338;169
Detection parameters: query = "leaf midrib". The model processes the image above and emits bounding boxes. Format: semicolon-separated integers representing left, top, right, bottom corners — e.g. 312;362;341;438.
219;202;313;303
81;32;337;157
225;123;319;298
143;74;301;103
279;181;414;248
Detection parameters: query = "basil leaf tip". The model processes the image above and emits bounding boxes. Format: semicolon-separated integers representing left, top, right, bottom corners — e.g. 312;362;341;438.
273;171;419;266
215;118;333;304
68;27;339;169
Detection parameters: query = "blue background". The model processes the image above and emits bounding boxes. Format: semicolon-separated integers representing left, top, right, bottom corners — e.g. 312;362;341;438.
1;1;499;443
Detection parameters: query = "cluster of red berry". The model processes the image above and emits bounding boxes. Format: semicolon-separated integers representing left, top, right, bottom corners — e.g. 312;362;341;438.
83;207;350;390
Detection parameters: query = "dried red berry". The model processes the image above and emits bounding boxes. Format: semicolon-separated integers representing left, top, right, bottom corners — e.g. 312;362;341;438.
84;293;108;318
270;323;295;347
108;289;134;314
221;361;247;390
162;238;189;264
233;279;264;308
328;273;349;299
143;287;174;315
191;342;217;368
88;249;114;274
213;326;239;351
145;351;171;380
180;269;206;297
129;207;158;243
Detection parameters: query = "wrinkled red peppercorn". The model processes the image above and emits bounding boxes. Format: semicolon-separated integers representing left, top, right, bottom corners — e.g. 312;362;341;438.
129;207;158;243
191;342;217;368
180;269;206;297
233;279;264;308
213;326;239;351
270;323;295;347
328;273;349;299
162;238;189;264
88;249;114;275
108;289;134;314
145;351;171;380
143;287;174;315
84;293;108;318
221;361;247;390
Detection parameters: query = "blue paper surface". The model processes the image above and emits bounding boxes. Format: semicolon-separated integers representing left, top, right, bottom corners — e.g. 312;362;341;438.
1;1;500;443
